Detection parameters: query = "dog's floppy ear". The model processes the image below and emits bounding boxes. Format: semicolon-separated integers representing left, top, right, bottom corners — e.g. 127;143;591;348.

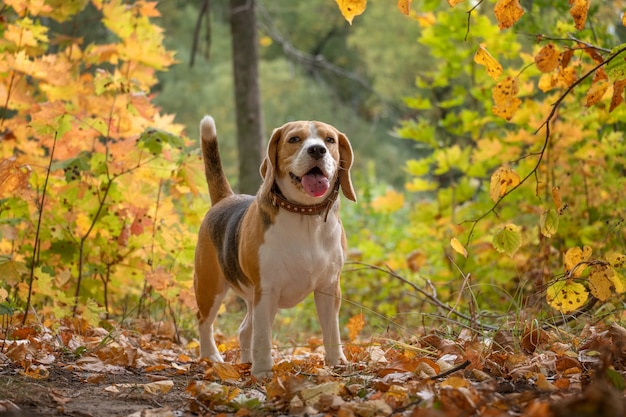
258;126;282;199
337;132;357;202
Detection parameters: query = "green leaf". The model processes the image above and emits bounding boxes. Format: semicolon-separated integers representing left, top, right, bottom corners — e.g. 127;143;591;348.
540;209;559;237
138;127;184;155
492;224;522;257
606;44;626;83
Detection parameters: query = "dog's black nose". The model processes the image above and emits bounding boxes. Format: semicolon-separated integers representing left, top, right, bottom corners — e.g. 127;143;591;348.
307;145;327;160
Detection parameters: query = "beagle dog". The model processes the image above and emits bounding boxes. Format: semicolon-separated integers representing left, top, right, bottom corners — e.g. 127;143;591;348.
194;116;356;377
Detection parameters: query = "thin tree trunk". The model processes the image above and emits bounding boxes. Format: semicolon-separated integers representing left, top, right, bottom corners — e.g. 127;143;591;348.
230;0;264;195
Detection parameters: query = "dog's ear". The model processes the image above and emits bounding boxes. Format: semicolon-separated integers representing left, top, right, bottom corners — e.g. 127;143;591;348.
337;132;357;202
258;126;282;199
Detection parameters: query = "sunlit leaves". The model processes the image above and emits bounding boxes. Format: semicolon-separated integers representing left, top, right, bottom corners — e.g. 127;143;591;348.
546;280;588;314
370;189;405;214
494;0;525;30
489;166;520;202
492;224;522;257
474;45;502;81
335;0;367;24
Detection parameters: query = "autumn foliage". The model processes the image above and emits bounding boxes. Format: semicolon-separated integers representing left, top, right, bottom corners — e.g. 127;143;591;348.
2;0;626;415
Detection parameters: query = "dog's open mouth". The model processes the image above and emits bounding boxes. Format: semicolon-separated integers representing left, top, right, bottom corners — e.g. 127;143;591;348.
291;167;330;197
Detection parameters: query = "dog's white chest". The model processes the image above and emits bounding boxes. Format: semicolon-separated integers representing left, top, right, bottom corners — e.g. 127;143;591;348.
258;211;344;308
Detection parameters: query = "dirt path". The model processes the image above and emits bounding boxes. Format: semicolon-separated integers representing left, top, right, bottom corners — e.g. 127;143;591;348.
0;364;195;416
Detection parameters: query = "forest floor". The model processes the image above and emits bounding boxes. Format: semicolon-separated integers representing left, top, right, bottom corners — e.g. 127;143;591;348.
1;317;626;417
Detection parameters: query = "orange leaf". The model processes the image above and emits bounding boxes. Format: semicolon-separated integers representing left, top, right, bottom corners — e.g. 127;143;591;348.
585;80;609;107
347;313;366;342
335;0;367;24
494;0;525;30
569;0;589;30
492;76;521;121
534;43;560;73
610;79;626;112
447;0;465;6
474;44;503;81
397;0;412;15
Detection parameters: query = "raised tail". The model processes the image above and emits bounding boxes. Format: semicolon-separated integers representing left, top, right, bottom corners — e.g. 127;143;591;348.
199;116;234;205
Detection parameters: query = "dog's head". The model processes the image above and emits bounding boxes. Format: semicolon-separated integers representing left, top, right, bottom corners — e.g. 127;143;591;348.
259;121;356;205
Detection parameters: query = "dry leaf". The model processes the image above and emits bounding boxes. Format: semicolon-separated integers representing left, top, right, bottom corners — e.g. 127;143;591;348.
494;0;525;29
610;79;626;112
585;80;609;107
535;43;560;73
335;0;367;24
492;76;521;120
569;0;590;30
474;44;503;80
347;313;366;342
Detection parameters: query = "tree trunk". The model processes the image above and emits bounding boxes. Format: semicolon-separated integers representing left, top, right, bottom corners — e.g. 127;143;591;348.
229;0;264;195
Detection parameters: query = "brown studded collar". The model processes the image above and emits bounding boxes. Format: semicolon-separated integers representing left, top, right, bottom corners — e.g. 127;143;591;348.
269;179;340;222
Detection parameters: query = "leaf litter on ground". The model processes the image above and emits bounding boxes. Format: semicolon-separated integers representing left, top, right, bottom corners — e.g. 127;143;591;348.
1;316;626;416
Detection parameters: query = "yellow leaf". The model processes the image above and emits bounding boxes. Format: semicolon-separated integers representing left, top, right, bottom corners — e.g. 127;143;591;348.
563;246;592;277
492;76;521;121
534;44;560;73
450;237;468;258
441;376;470;388
489;166;520;202
371;189;404;214
474;45;503;81
494;0;525;30
569;0;589;30
551;186;566;213
588;264;623;301
411;12;436;28
606;252;626;269
213;363;242;381
335;0;367;24
447;0;465;6
585;80;609;107
546;281;588;313
397;0;412;15
623;11;626;27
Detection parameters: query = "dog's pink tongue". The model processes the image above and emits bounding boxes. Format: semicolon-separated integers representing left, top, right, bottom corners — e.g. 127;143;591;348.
301;172;329;197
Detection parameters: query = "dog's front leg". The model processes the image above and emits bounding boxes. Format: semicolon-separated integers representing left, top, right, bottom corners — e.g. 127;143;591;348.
250;291;278;378
314;280;347;366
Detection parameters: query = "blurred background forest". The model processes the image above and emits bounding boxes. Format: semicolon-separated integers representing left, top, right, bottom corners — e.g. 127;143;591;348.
1;0;626;346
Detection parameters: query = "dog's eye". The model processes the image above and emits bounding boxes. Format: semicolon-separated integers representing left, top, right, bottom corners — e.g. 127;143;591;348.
325;137;336;144
288;136;301;143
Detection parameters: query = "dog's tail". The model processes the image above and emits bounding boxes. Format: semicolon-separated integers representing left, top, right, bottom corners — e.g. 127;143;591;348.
199;116;234;205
